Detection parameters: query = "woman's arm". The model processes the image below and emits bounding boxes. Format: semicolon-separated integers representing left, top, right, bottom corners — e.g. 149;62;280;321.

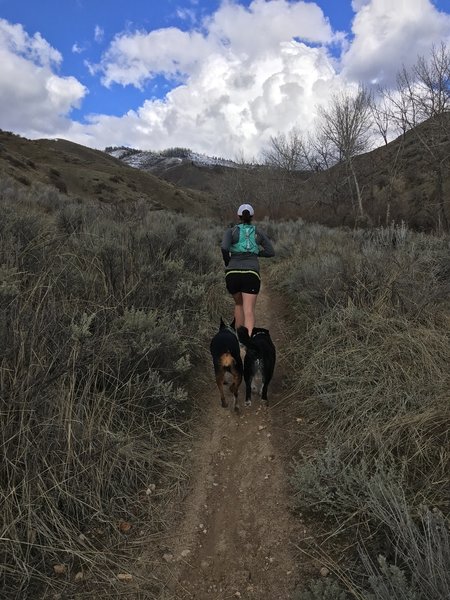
220;228;233;266
257;229;275;257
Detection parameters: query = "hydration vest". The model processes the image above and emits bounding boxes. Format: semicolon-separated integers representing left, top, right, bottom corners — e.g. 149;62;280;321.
230;224;259;255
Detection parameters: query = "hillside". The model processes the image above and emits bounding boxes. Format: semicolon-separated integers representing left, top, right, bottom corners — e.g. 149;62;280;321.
2;114;450;229
0;130;214;216
106;117;450;229
297;115;450;229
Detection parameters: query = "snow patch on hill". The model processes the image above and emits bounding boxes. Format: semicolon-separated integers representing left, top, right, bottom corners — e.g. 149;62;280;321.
106;146;240;171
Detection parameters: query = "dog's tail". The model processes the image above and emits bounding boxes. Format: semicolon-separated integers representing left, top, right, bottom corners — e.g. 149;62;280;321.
219;352;235;368
237;326;259;351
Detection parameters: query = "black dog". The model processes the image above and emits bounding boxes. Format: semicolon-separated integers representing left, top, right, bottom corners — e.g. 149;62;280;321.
210;319;243;410
237;326;276;406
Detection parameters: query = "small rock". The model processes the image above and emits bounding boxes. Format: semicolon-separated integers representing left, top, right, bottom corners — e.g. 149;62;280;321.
53;564;66;575
180;549;191;557
258;425;266;431
146;484;156;495
74;571;84;582
117;573;133;582
118;520;131;533
201;560;209;569
320;567;330;577
234;592;241;598
163;553;174;563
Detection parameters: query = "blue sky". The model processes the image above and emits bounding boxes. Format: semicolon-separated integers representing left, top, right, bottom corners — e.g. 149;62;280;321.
0;0;450;158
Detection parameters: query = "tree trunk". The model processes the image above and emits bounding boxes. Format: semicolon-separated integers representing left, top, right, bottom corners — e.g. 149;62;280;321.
435;164;449;232
348;159;364;216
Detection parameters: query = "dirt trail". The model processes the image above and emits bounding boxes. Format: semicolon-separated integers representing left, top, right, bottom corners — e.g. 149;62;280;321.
159;288;306;600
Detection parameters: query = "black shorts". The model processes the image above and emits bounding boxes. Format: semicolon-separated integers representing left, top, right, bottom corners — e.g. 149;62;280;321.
225;270;261;295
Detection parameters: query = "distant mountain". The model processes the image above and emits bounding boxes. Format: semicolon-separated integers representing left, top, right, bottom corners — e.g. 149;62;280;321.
103;146;251;204
106;146;242;172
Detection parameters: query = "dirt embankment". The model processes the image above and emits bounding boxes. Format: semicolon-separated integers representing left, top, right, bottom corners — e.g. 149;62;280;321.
153;288;315;600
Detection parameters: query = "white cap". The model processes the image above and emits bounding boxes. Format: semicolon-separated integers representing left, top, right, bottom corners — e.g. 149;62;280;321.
237;203;254;216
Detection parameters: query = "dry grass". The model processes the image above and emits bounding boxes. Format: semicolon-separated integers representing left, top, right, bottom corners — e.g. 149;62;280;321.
268;221;450;600
0;176;226;599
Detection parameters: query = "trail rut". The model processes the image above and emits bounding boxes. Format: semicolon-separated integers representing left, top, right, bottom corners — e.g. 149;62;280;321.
159;289;306;599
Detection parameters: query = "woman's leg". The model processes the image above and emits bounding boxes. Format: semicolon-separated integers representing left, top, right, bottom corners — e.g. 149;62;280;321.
232;292;244;329
242;292;257;336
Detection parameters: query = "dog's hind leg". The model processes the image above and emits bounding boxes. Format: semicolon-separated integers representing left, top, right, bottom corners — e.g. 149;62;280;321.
229;367;242;412
215;371;228;408
243;359;253;407
261;380;268;403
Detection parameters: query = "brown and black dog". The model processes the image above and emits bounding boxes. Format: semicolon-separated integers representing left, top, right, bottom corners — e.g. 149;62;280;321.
210;319;243;410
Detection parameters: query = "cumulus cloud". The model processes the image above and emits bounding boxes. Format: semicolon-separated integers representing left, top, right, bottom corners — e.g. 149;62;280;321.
100;28;212;88
342;0;450;85
65;40;339;158
4;1;450;159
0;19;87;135
87;0;340;157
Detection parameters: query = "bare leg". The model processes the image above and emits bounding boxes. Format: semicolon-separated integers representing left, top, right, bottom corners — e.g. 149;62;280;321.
242;292;257;336
232;292;244;329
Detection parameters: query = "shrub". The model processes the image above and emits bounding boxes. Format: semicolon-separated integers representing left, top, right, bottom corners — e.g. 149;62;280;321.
268;222;450;600
0;187;226;597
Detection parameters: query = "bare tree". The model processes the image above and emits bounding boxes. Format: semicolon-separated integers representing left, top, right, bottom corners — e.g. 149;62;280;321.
262;129;308;172
394;43;450;230
318;86;373;217
370;92;394;145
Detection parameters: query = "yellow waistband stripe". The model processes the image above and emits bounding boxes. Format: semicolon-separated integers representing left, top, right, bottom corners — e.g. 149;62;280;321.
225;270;261;280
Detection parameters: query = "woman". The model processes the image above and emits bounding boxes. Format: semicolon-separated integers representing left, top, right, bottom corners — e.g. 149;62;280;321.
221;203;275;336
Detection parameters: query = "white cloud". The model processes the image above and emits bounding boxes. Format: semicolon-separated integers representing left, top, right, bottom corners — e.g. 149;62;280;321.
4;1;450;160
100;27;212;88
94;25;104;43
0;18;62;67
85;0;340;157
342;0;450;85
65;40;339;158
176;7;198;24
205;0;337;56
72;42;85;54
0;19;87;135
351;0;370;10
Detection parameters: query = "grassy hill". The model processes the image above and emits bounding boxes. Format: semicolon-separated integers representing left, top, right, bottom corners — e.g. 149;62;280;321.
0;130;214;217
1;114;450;229
299;118;450;229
